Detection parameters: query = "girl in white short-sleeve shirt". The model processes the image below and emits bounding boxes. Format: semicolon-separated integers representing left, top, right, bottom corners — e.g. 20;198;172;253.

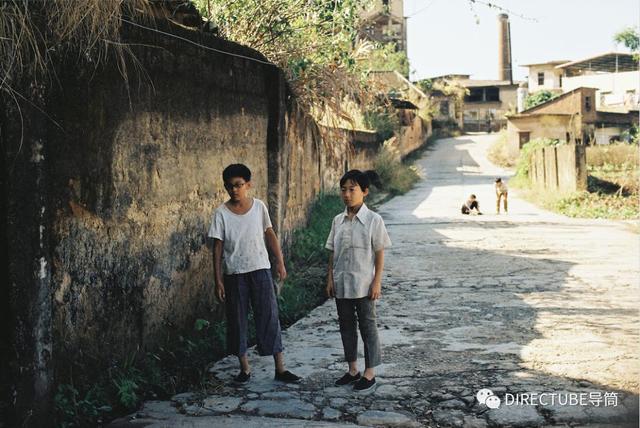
325;169;391;393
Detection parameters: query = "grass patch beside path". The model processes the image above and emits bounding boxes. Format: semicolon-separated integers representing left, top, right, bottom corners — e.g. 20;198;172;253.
374;138;429;196
487;130;517;168
520;187;639;220
375;143;419;195
278;193;344;326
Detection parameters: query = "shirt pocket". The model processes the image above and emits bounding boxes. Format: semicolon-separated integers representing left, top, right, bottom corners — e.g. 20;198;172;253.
351;223;371;249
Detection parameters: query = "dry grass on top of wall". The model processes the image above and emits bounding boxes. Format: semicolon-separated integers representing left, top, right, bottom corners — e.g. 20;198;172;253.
0;1;155;85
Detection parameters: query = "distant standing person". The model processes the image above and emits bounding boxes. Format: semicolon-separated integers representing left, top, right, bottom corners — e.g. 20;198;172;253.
461;194;482;215
495;177;508;214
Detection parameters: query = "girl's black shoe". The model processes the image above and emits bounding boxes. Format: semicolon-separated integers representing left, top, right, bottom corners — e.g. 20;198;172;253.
353;376;376;392
234;370;251;383
335;371;361;386
274;370;301;383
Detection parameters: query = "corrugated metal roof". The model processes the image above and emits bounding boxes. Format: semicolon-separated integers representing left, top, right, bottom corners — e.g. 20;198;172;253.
555;52;638;72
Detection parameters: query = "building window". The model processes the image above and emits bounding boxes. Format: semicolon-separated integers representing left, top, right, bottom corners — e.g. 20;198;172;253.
519;132;531;149
559;75;563;88
440;100;449;116
485;87;500;102
465;87;500;102
465;88;483;102
537;72;544;86
585;96;592;112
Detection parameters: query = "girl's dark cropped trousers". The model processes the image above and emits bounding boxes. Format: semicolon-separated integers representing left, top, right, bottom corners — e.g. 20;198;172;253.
224;269;283;357
335;297;381;368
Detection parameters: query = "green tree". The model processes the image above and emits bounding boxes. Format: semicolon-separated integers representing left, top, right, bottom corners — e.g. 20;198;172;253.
192;0;421;128
192;0;388;122
524;90;559;110
362;42;409;77
614;27;639;51
614;27;639;60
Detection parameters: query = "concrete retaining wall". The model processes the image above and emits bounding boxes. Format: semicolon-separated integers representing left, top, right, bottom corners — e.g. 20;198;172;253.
1;19;427;424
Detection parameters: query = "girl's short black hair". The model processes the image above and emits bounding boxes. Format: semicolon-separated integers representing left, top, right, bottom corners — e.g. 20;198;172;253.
495;177;502;183
339;169;382;191
223;164;251;182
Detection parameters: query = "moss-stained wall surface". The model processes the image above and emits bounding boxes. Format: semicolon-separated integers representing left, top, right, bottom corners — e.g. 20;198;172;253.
1;20;363;424
47;23;275;366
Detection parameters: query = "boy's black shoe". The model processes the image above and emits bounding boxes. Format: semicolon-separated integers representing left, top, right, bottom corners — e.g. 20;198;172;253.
234;370;251;383
353;376;376;392
274;370;301;383
335;371;361;386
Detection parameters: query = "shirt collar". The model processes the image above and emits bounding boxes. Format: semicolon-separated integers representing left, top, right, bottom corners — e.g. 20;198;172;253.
340;203;370;225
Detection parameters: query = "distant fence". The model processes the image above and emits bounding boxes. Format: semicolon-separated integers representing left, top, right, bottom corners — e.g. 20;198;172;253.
530;144;587;192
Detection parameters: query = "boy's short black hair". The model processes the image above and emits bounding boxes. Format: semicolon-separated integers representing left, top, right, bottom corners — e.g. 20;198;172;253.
339;169;382;191
495;177;502;183
470;194;476;199
223;164;251;182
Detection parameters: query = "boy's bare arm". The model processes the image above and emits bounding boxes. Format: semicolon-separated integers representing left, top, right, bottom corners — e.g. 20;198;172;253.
369;249;384;300
265;227;287;281
326;252;335;298
213;239;225;302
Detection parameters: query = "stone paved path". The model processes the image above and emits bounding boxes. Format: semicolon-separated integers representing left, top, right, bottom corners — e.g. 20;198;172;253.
112;135;639;427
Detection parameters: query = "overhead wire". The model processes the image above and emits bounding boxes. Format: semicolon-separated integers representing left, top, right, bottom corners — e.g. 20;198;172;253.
119;17;277;67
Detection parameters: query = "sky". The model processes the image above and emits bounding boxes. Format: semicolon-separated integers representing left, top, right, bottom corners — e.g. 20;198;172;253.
404;0;640;82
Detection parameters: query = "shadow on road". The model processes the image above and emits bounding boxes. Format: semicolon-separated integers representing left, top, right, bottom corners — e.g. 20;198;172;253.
374;136;639;426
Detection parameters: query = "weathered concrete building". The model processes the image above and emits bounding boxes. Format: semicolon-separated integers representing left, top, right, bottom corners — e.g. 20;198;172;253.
367;71;432;161
426;75;468;131
424;77;520;133
511;52;639;152
506;87;639;156
520;53;639;111
460;79;520;132
360;0;407;53
558;52;639;110
521;60;569;94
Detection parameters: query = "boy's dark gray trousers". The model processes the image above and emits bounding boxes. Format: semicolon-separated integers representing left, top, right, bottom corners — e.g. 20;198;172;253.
224;269;283;357
335;297;381;368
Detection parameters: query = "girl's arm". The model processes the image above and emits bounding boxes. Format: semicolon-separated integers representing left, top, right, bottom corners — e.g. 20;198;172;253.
265;227;287;281
213;239;225;302
369;249;385;300
326;252;335;298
